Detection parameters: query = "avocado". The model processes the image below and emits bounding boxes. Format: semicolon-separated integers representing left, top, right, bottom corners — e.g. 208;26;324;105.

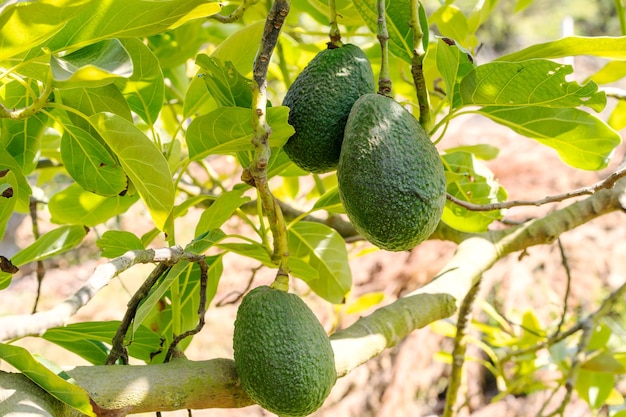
233;286;336;417
337;93;446;251
282;44;375;173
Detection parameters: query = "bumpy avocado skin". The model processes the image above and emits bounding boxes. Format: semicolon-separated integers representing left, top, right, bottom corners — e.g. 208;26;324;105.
233;286;336;417
337;94;446;251
282;44;376;173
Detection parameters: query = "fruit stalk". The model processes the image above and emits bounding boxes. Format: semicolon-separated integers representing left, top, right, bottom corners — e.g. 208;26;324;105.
375;0;392;96
328;0;342;47
409;0;431;128
247;0;291;280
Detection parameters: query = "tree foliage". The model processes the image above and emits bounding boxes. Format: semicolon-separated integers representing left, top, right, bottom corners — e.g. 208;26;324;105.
0;0;625;416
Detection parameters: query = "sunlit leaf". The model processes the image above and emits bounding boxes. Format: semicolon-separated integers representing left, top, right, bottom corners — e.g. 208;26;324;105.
353;0;412;63
0;170;18;241
588;61;626;85
51;39;133;87
478;106;621;170
430;5;469;46
287;221;351;303
96;230;145;258
497;36;626;62
11;225;87;266
0;151;31;212
49;184;138;227
0;0;87;61
345;292;385;314
186;106;294;159
575;369;615;409
60;125;127;196
460;60;606;112
211;21;265;75
116;38;164;125
90;112;175;230
236;147;294;179
442;151;506;232
609;100;626;131
444;144;499;160
582;353;626;374
587;322;612;351
0;343;96;416
44;0;222;55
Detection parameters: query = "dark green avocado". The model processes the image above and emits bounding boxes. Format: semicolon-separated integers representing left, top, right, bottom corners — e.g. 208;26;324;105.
337;93;446;251
282;44;375;173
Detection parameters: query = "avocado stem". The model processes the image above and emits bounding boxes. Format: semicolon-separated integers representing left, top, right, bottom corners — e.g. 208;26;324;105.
376;0;392;97
248;0;292;289
409;0;431;129
328;0;343;48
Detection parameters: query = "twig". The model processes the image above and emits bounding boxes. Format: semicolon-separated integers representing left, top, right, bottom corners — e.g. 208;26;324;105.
246;0;291;284
164;257;209;362
442;280;481;417
409;0;431;128
446;163;626;212
210;0;260;23
603;86;626;101
106;263;172;365
28;197;45;314
375;0;392;96
0;81;53;120
215;264;261;306
552;238;572;337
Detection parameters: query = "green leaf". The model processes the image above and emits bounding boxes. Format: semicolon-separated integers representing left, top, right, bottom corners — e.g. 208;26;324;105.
311;186;345;214
587;322;612;351
514;0;535;12
196;54;253;108
436;38;475;109
1;113;47;174
185;228;227;255
217;241;273;266
582;353;626;374
43;321;163;363
43;0;222;55
211;21;265;75
302;0;365;26
430;5;469;46
0;343;96;416
444;144;499;160
287;221;351;303
51;39;133;87
186;106;294;160
58;85;133;132
497;36;626;62
460;60;606;112
116;38;165;125
90;112;175;230
49;183;138;227
442;151;506;232
353;0;412;63
11;225;87;266
195;187;251;237
0;170;18;241
96;230;145;258
0;149;32;212
478;106;621;170
575;369;615;409
60;125;127;196
149;20;211;69
0;0;87;61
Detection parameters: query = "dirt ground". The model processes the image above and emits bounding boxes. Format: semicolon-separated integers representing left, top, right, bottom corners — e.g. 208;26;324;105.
2;78;626;416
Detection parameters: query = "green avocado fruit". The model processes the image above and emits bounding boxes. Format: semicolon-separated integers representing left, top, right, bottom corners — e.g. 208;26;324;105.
233;286;336;417
337;93;446;251
282;44;375;173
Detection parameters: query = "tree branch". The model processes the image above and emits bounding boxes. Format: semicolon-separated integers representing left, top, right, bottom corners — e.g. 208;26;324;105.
446;162;626;212
0;247;202;342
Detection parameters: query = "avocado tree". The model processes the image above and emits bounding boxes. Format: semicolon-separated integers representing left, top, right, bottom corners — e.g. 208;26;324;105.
1;0;625;416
